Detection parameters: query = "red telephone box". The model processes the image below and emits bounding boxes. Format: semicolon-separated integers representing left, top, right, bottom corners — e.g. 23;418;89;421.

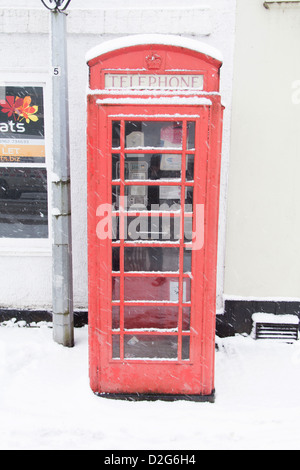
86;35;224;401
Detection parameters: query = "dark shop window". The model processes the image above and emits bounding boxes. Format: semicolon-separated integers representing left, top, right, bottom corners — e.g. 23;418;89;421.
0;168;48;238
0;84;48;239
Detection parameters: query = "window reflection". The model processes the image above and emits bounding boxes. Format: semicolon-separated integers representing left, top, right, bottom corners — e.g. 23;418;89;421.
112;215;183;242
112;154;120;181
112;306;120;330
112;187;193;216
187;122;195;150
125;335;178;359
112;277;120;301
112;185;120;210
182;307;191;331
0;167;48;238
124;305;179;330
112;335;120;359
123;154;182;181
182;278;191;303
184;248;192;273
112;121;121;148
125;185;182;211
126;215;181;242
186;155;194;181
124;247;179;272
185;187;193;211
182;336;190;360
124;277;179;302
184;216;193;242
125;121;183;149
112;247;120;272
114;274;190;302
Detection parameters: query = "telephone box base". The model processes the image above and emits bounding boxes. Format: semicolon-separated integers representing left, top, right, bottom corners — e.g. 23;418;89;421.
95;391;215;403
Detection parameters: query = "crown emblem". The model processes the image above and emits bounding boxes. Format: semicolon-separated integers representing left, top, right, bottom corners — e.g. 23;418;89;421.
146;53;162;70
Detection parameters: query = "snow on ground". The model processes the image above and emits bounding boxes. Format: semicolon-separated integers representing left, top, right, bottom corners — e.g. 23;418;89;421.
1;322;300;450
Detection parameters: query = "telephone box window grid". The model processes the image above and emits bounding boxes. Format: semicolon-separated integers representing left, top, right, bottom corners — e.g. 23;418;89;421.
109;117;196;363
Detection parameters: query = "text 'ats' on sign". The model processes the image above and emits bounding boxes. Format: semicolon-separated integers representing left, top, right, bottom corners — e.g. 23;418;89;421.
0;86;45;164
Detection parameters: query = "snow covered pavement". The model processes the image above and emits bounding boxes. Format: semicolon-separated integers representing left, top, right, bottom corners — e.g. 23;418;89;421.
0;323;300;450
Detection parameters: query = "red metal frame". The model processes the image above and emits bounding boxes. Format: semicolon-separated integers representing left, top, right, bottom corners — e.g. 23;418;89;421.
87;41;223;398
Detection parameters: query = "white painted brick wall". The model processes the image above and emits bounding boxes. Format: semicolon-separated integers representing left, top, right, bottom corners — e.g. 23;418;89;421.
0;7;212;36
0;1;236;310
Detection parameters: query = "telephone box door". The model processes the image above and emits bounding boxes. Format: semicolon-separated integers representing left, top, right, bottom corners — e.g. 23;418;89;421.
88;101;221;399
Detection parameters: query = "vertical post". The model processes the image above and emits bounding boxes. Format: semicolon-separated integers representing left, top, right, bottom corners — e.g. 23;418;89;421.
51;10;74;347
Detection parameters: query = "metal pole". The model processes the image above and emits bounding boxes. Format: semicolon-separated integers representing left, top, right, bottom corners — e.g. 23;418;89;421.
50;10;74;347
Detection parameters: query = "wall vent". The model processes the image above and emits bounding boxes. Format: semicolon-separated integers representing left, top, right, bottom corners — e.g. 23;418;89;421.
252;313;299;342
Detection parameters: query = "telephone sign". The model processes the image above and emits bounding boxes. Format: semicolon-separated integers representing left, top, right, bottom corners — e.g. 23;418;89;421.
87;35;224;401
104;73;204;89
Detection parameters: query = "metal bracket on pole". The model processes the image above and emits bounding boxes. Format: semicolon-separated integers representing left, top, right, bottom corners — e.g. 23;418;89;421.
41;0;72;12
50;9;74;347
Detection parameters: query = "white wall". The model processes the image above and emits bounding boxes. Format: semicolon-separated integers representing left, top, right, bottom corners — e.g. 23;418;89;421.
225;0;300;301
0;0;236;310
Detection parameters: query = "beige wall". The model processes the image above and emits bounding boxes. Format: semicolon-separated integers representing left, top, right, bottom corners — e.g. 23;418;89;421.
225;0;300;299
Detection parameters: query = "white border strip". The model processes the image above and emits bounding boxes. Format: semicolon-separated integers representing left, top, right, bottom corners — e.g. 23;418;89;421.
96;97;212;106
224;294;300;303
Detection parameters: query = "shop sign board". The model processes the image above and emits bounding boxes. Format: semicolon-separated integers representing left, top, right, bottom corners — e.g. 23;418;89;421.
0;86;45;164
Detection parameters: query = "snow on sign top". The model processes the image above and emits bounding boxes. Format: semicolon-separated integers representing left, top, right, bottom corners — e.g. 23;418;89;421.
86;34;223;64
252;313;299;325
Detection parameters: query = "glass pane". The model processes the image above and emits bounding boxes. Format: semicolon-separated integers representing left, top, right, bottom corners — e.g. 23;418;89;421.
186;155;194;181
126;215;181;242
182;336;190;360
187;122;196;150
125;185;181;211
112;335;120;359
184;216;193;242
124;247;179;272
112;121;121;148
124;335;178;359
159;185;181;205
182;307;191;331
160;154;182;176
125;185;148;211
184;248;192;273
112;306;120;330
0;168;48;238
112;247;120;272
124;305;179;330
185;187;194;211
112;185;120;210
112;154;120;180
125;154;181;180
113;215;181;241
182;278;191;303
112;277;120;301
125;121;183;149
125;156;148;180
112;215;119;241
124;277;179;302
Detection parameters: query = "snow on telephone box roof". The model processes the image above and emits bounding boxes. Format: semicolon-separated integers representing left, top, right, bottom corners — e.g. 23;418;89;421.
86;34;224;64
87;34;223;94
